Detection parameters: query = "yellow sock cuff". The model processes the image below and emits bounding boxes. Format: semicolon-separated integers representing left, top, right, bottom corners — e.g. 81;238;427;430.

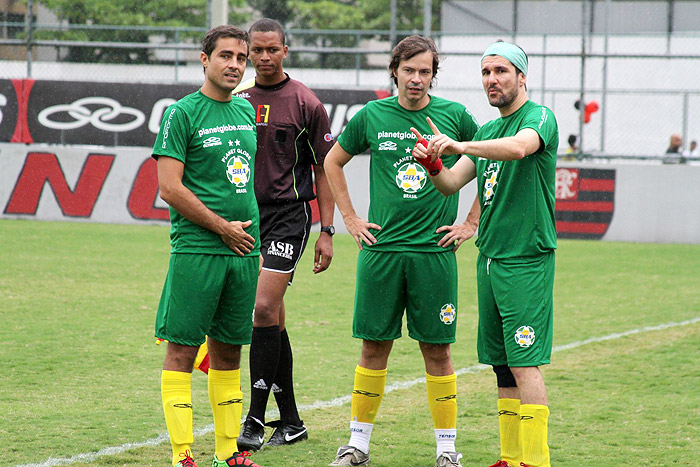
425;372;457;384
520;404;550;418
162;369;193;384
208;368;241;384
498;398;521;413
426;372;457;430
355;365;388;377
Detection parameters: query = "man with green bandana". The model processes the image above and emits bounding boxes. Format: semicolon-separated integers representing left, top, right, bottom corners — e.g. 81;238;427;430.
413;40;558;467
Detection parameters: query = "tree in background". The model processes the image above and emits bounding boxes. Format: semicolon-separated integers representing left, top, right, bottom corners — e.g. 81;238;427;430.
246;0;290;26
37;0;249;64
284;0;441;69
31;0;441;67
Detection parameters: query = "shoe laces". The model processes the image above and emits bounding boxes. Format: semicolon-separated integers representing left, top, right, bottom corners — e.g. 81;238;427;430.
489;462;510;467
177;450;196;467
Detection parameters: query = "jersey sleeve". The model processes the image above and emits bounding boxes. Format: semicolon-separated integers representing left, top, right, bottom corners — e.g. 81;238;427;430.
306;98;334;165
459;107;480;142
152;105;190;163
520;105;558;153
337;104;369;156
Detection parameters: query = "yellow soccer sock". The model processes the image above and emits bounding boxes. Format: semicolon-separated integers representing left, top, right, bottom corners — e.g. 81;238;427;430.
520;404;550;467
426;373;457;429
208;368;243;460
426;373;457;456
161;370;194;465
498;398;521;466
351;365;387;424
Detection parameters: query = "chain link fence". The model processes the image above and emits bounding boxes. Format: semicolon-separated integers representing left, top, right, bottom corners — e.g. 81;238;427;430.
3;10;700;160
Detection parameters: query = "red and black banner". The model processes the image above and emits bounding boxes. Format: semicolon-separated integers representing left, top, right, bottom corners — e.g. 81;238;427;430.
0;78;388;147
555;167;615;240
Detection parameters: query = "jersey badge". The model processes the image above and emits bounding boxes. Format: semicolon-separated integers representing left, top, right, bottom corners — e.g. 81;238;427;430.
324;132;334;142
226;156;250;187
395;162;427;194
483;162;501;203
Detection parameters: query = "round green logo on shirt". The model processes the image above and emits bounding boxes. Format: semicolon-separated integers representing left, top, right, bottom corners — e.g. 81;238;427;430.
395;162;427;193
226;156;250;187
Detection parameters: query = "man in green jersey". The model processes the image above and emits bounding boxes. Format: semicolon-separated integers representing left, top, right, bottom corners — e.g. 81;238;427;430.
324;35;479;467
152;25;263;467
413;40;558;467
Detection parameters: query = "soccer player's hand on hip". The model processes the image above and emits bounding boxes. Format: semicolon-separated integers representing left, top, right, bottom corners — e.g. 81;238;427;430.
343;214;381;250
220;219;255;256
436;221;478;252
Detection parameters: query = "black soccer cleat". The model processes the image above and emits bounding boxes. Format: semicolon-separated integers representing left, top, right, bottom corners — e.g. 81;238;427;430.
265;420;308;447
237;416;266;452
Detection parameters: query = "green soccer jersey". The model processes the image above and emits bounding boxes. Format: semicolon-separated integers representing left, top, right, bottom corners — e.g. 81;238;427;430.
338;95;479;252
468;100;559;258
152;90;260;256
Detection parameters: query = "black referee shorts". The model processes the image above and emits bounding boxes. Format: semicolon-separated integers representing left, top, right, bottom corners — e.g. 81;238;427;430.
259;201;312;281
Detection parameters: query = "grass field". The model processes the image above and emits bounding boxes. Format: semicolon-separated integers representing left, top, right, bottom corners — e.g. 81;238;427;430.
2;219;699;467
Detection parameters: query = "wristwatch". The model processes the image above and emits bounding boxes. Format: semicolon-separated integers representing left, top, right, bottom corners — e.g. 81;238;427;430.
320;225;335;236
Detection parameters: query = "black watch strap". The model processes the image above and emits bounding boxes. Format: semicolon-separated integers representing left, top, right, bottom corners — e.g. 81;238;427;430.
320;225;335;236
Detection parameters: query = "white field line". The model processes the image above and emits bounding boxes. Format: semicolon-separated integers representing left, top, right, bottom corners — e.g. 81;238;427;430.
16;316;700;467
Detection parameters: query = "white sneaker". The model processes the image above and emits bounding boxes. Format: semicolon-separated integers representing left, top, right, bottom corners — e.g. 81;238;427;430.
329;445;370;466
436;451;463;467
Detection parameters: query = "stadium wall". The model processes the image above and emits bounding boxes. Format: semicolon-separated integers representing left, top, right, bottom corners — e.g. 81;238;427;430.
1;142;698;244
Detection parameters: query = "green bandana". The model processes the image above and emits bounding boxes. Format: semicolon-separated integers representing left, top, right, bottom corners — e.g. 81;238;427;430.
481;41;528;77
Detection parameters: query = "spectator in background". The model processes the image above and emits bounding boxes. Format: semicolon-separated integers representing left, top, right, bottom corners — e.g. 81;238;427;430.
665;133;684;164
683;140;698;159
565;134;578;154
561;134;578;161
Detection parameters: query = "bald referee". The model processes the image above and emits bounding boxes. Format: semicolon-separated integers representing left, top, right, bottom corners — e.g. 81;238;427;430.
413;40;559;467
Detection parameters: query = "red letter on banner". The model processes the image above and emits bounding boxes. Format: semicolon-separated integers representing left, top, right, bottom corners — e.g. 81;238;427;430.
127;157;169;220
4;152;114;217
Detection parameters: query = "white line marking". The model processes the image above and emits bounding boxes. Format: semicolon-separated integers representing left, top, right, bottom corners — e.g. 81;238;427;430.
16;317;700;467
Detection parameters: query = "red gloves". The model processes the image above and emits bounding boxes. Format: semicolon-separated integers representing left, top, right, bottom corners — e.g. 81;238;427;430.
414;138;443;176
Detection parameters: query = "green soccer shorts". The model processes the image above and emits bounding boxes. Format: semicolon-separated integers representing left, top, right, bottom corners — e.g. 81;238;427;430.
353;249;459;344
476;251;555;367
155;253;258;346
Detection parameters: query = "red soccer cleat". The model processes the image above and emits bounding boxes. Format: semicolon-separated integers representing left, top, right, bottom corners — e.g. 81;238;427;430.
175;450;198;467
213;451;264;467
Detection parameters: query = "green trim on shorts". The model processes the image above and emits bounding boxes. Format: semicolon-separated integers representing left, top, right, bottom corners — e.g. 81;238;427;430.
155;253;258;346
353;249;459;344
476;251;555;367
